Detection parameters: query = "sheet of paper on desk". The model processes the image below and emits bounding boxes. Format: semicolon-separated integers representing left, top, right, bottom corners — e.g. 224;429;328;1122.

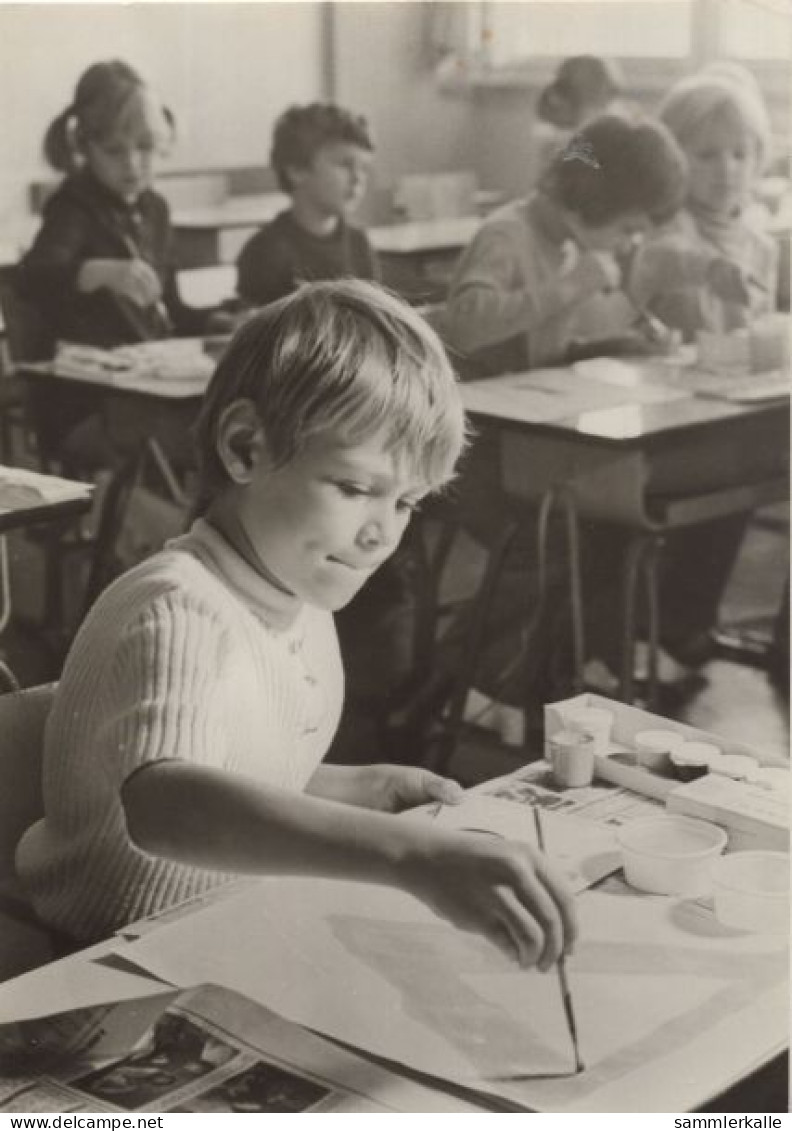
430;797;620;891
55;339;214;384
116;875;788;1111
462;369;686;425
0;466;91;513
118;876;576;1087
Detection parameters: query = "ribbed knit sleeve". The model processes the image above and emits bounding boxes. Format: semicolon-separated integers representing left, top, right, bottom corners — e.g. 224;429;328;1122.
97;592;232;788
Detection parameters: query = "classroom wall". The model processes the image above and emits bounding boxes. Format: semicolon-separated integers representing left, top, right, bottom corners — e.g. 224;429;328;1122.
0;3;325;237
467;74;792;200
325;2;476;218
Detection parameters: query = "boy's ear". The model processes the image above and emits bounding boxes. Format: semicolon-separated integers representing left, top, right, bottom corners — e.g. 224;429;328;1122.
215;398;269;484
285;162;308;189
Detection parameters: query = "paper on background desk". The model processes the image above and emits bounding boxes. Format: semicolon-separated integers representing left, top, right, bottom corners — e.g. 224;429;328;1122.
0;465;91;514
115;874;788;1110
56;339;214;384
461;368;688;425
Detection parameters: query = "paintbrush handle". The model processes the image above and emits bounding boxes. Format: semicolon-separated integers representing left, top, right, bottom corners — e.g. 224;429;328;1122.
533;806;584;1073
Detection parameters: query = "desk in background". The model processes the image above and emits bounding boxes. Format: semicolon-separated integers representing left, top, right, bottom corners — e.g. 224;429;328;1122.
372;216;479;304
19;345;219;517
172;193;289;268
0;465;93;635
460;362;789;702
172;202;479;303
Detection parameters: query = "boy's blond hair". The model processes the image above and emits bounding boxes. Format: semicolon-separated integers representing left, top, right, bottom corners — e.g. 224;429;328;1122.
659;74;772;170
193;280;467;514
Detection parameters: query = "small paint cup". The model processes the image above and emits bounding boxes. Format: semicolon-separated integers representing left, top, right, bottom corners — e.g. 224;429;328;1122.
713;851;790;933
548;729;596;788
563;706;614;755
618;815;727;896
670;740;721;782
634;729;684;773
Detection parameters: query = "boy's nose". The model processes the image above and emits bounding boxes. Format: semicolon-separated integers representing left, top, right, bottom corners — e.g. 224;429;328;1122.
357;511;403;555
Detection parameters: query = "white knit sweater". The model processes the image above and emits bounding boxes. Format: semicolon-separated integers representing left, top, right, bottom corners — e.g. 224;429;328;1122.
16;519;344;943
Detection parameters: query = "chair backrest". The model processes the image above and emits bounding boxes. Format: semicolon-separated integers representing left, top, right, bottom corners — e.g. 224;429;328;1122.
0;684;54;888
0;263;54;363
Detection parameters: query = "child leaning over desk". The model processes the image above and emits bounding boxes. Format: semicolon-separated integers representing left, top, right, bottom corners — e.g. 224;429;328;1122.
618;67;781;673
442;112;687;374
15;279;576;968
16;60;217;463
630;68;778;340
236;103;379;308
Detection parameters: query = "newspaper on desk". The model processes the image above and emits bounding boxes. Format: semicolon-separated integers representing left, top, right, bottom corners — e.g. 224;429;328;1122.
0;985;475;1114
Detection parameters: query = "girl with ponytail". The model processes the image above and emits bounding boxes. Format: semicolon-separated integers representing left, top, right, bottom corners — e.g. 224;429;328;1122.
17;60;214;461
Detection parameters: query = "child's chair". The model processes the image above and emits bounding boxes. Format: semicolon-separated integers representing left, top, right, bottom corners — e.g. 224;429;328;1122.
0;680;58;980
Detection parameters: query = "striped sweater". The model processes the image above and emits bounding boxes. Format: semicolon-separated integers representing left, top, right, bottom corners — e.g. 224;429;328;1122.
16;519;344;943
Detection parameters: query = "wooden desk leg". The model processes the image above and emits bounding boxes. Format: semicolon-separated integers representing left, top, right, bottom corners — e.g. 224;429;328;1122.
429;520;519;776
619;535;647;704
0;535;10;636
555;487;585;694
619;532;662;708
642;535;661;710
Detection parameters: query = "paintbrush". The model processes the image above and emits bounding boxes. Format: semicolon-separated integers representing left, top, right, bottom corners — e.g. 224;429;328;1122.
120;233;173;337
532;805;585;1074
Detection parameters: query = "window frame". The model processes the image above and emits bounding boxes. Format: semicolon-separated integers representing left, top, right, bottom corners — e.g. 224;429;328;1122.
452;0;790;94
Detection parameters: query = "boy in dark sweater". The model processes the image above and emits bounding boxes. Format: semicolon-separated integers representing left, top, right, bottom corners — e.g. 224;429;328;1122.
237;103;379;307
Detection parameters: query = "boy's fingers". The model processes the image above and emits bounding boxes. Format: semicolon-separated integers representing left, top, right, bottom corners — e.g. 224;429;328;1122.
508;873;566;970
534;857;579;954
492;892;544;968
422;773;464;805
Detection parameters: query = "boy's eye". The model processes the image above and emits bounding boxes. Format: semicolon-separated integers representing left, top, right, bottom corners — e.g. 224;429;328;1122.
398;497;423;514
335;481;369;499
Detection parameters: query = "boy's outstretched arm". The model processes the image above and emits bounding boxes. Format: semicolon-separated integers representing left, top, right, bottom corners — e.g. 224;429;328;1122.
122;760;577;971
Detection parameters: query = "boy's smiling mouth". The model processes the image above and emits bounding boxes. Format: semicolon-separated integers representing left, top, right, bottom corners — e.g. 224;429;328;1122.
326;555;378;573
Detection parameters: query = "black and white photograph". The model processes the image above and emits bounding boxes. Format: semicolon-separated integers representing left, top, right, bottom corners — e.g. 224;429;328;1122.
0;0;789;1117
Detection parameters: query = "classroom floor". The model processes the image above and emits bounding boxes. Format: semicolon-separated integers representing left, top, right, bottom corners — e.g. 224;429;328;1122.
2;497;788;781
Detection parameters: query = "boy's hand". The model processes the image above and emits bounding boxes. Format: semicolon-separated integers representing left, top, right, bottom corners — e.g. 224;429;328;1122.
358;764;464;812
305;763;463;813
78;259;163;307
402;830;578;970
708;258;751;305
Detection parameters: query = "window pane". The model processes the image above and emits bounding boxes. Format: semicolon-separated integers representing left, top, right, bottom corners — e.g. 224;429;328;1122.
486;1;692;65
720;0;792;60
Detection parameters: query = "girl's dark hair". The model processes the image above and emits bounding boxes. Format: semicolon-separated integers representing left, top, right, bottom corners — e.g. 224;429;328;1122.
540;112;687;227
43;59;174;173
537;56;623;130
270;103;374;192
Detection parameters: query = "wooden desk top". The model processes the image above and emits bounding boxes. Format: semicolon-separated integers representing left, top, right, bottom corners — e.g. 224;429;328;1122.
172;193;288;231
19;350;218;402
370;215;479;256
460;362;790;450
0;465;93;533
